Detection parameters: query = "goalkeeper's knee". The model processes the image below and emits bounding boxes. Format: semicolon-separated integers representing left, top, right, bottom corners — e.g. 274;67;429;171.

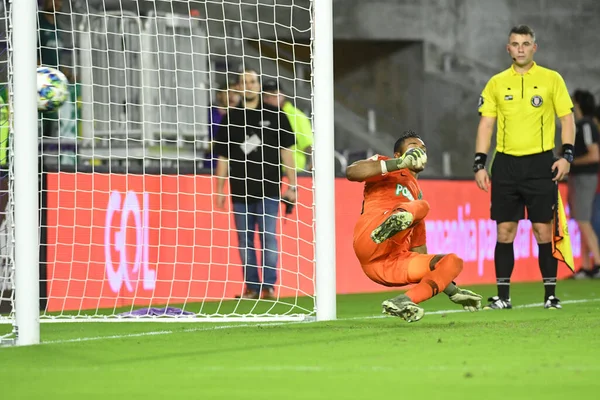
436;253;463;279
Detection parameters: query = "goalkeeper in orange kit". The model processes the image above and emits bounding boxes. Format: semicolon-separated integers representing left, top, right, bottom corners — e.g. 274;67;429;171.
346;131;482;322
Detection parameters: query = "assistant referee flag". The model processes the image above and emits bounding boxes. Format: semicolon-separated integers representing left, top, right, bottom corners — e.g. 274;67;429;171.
552;190;574;272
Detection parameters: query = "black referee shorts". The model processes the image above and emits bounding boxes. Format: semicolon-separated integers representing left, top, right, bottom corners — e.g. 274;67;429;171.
490;150;555;223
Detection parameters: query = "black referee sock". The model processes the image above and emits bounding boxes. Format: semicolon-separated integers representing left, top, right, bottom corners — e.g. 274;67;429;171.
495;242;514;300
538;242;558;299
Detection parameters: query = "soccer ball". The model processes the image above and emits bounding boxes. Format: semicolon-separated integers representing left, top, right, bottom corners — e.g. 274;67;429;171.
37;66;69;112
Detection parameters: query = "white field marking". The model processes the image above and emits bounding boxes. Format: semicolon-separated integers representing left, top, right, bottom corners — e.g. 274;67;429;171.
34;297;600;346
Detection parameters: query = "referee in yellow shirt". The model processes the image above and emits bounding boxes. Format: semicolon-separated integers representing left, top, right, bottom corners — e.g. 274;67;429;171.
473;25;575;310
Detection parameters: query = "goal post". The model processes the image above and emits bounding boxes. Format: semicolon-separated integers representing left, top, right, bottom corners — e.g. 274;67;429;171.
313;0;336;321
13;0;41;346
2;0;335;344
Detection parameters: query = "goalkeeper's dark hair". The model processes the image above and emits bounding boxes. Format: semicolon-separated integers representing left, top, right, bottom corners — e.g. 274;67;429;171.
509;25;536;42
393;130;421;153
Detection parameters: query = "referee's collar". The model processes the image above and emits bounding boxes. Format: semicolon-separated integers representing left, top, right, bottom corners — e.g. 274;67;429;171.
510;61;538;76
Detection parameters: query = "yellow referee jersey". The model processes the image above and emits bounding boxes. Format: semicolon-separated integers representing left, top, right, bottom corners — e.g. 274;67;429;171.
478;62;573;156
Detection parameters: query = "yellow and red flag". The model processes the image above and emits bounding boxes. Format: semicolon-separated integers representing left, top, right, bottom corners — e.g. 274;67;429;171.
552;189;574;272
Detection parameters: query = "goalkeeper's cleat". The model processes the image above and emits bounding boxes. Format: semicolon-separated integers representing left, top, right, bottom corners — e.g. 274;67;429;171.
483;296;512;310
370;210;414;244
381;295;424;323
544;295;562;309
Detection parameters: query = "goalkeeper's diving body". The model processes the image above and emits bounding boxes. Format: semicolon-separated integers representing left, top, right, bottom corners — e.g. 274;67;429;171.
346;131;482;322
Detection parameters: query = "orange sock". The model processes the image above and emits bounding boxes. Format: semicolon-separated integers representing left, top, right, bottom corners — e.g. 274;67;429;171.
405;253;463;304
394;200;429;222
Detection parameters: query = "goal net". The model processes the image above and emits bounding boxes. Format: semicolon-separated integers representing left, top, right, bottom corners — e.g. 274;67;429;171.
0;0;14;342
2;0;335;341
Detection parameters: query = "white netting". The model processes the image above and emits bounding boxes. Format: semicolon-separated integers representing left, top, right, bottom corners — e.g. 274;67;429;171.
2;0;316;326
0;0;15;341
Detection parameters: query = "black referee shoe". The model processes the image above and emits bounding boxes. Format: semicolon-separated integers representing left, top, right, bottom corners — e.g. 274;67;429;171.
544;296;562;309
483;296;512;310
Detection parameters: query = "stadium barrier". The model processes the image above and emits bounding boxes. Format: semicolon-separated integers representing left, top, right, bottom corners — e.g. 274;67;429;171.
44;173;579;311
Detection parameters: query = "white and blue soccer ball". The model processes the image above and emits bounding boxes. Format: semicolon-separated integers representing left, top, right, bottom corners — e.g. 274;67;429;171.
37;66;69;112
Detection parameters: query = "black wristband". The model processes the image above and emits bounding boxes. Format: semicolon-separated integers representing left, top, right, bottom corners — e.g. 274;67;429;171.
562;144;574;164
474;153;487;166
473;153;487;173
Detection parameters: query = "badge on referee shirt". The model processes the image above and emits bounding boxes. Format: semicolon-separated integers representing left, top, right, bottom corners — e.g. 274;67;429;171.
531;95;543;107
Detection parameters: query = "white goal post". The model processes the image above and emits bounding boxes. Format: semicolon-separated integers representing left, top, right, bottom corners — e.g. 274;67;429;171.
0;0;335;346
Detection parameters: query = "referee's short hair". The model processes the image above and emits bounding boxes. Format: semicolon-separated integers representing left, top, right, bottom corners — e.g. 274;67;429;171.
393;130;421;153
509;25;536;41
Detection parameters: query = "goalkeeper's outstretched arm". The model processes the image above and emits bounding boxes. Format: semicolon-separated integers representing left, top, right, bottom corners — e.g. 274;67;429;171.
345;159;385;182
346;149;427;182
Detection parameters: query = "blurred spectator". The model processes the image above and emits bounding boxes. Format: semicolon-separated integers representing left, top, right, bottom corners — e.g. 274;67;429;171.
204;82;241;170
213;69;296;300
38;0;72;81
569;90;600;278
262;79;314;172
592;105;600;258
38;0;73;140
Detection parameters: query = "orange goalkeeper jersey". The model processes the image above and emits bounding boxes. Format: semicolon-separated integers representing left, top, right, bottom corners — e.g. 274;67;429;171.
358;155;426;250
361;155;423;212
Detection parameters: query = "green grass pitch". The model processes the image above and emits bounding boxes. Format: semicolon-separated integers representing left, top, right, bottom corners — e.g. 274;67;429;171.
2;280;600;399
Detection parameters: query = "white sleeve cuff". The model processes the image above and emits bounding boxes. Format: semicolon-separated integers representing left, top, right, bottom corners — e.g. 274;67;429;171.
380;160;388;175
